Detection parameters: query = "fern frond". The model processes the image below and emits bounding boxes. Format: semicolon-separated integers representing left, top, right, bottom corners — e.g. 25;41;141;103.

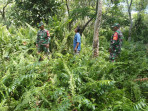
63;61;76;96
133;99;147;111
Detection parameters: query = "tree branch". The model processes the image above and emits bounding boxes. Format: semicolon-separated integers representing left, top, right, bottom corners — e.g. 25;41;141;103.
65;0;69;16
96;0;98;14
1;1;11;20
80;0;98;35
129;0;133;8
134;78;148;82
80;16;95;35
3;1;11;11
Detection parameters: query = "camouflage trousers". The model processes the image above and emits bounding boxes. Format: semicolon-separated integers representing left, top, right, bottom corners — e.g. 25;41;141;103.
109;52;120;62
37;44;50;55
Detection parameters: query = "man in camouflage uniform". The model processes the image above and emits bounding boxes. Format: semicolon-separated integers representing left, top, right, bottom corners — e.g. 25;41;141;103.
109;23;123;62
36;22;50;59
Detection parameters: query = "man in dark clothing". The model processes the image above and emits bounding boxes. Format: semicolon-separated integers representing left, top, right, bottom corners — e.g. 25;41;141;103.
109;23;124;62
36;22;50;60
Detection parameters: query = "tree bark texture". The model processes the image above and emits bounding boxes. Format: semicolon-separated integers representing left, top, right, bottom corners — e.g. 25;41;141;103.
126;0;133;41
93;0;102;57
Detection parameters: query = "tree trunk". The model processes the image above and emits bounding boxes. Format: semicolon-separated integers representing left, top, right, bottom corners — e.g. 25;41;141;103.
126;0;133;41
65;0;72;31
93;0;102;57
128;13;133;41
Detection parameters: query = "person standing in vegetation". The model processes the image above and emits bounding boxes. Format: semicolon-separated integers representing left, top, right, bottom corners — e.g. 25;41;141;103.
109;23;123;62
73;26;81;55
36;22;50;60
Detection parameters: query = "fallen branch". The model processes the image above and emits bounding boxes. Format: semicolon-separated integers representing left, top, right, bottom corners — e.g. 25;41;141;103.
134;78;148;82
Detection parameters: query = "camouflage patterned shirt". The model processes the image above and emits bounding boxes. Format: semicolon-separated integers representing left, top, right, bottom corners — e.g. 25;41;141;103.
36;29;50;45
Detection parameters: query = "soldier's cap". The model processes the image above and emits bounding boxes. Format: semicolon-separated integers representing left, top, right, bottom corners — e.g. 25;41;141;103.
111;23;120;28
38;22;44;27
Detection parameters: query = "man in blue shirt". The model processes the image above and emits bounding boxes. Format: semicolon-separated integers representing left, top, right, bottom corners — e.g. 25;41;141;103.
73;26;81;54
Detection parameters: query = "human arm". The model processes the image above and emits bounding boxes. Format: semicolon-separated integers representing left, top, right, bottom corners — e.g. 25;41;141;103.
46;30;50;48
119;33;123;47
74;42;80;51
46;30;50;44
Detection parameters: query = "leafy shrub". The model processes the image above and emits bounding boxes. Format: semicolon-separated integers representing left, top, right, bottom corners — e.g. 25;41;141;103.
0;24;147;111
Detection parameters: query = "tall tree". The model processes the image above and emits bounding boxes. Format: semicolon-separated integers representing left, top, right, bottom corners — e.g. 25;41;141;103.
93;0;102;57
126;0;133;41
65;0;73;31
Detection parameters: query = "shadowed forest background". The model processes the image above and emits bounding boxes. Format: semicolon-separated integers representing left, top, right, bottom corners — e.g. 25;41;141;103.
0;0;148;111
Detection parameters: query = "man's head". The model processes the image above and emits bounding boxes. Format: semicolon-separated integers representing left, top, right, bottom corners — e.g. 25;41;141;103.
75;26;80;33
111;23;120;31
38;22;44;30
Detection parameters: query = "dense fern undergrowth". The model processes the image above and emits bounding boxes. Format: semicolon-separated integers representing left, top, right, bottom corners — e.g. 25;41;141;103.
0;24;148;111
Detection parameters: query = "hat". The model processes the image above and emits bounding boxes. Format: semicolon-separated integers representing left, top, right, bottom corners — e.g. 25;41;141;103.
38;21;44;27
112;23;120;28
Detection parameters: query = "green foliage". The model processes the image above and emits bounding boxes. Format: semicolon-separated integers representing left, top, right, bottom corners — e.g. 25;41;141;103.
10;0;61;25
0;0;148;110
0;23;147;110
132;13;148;43
70;7;94;21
